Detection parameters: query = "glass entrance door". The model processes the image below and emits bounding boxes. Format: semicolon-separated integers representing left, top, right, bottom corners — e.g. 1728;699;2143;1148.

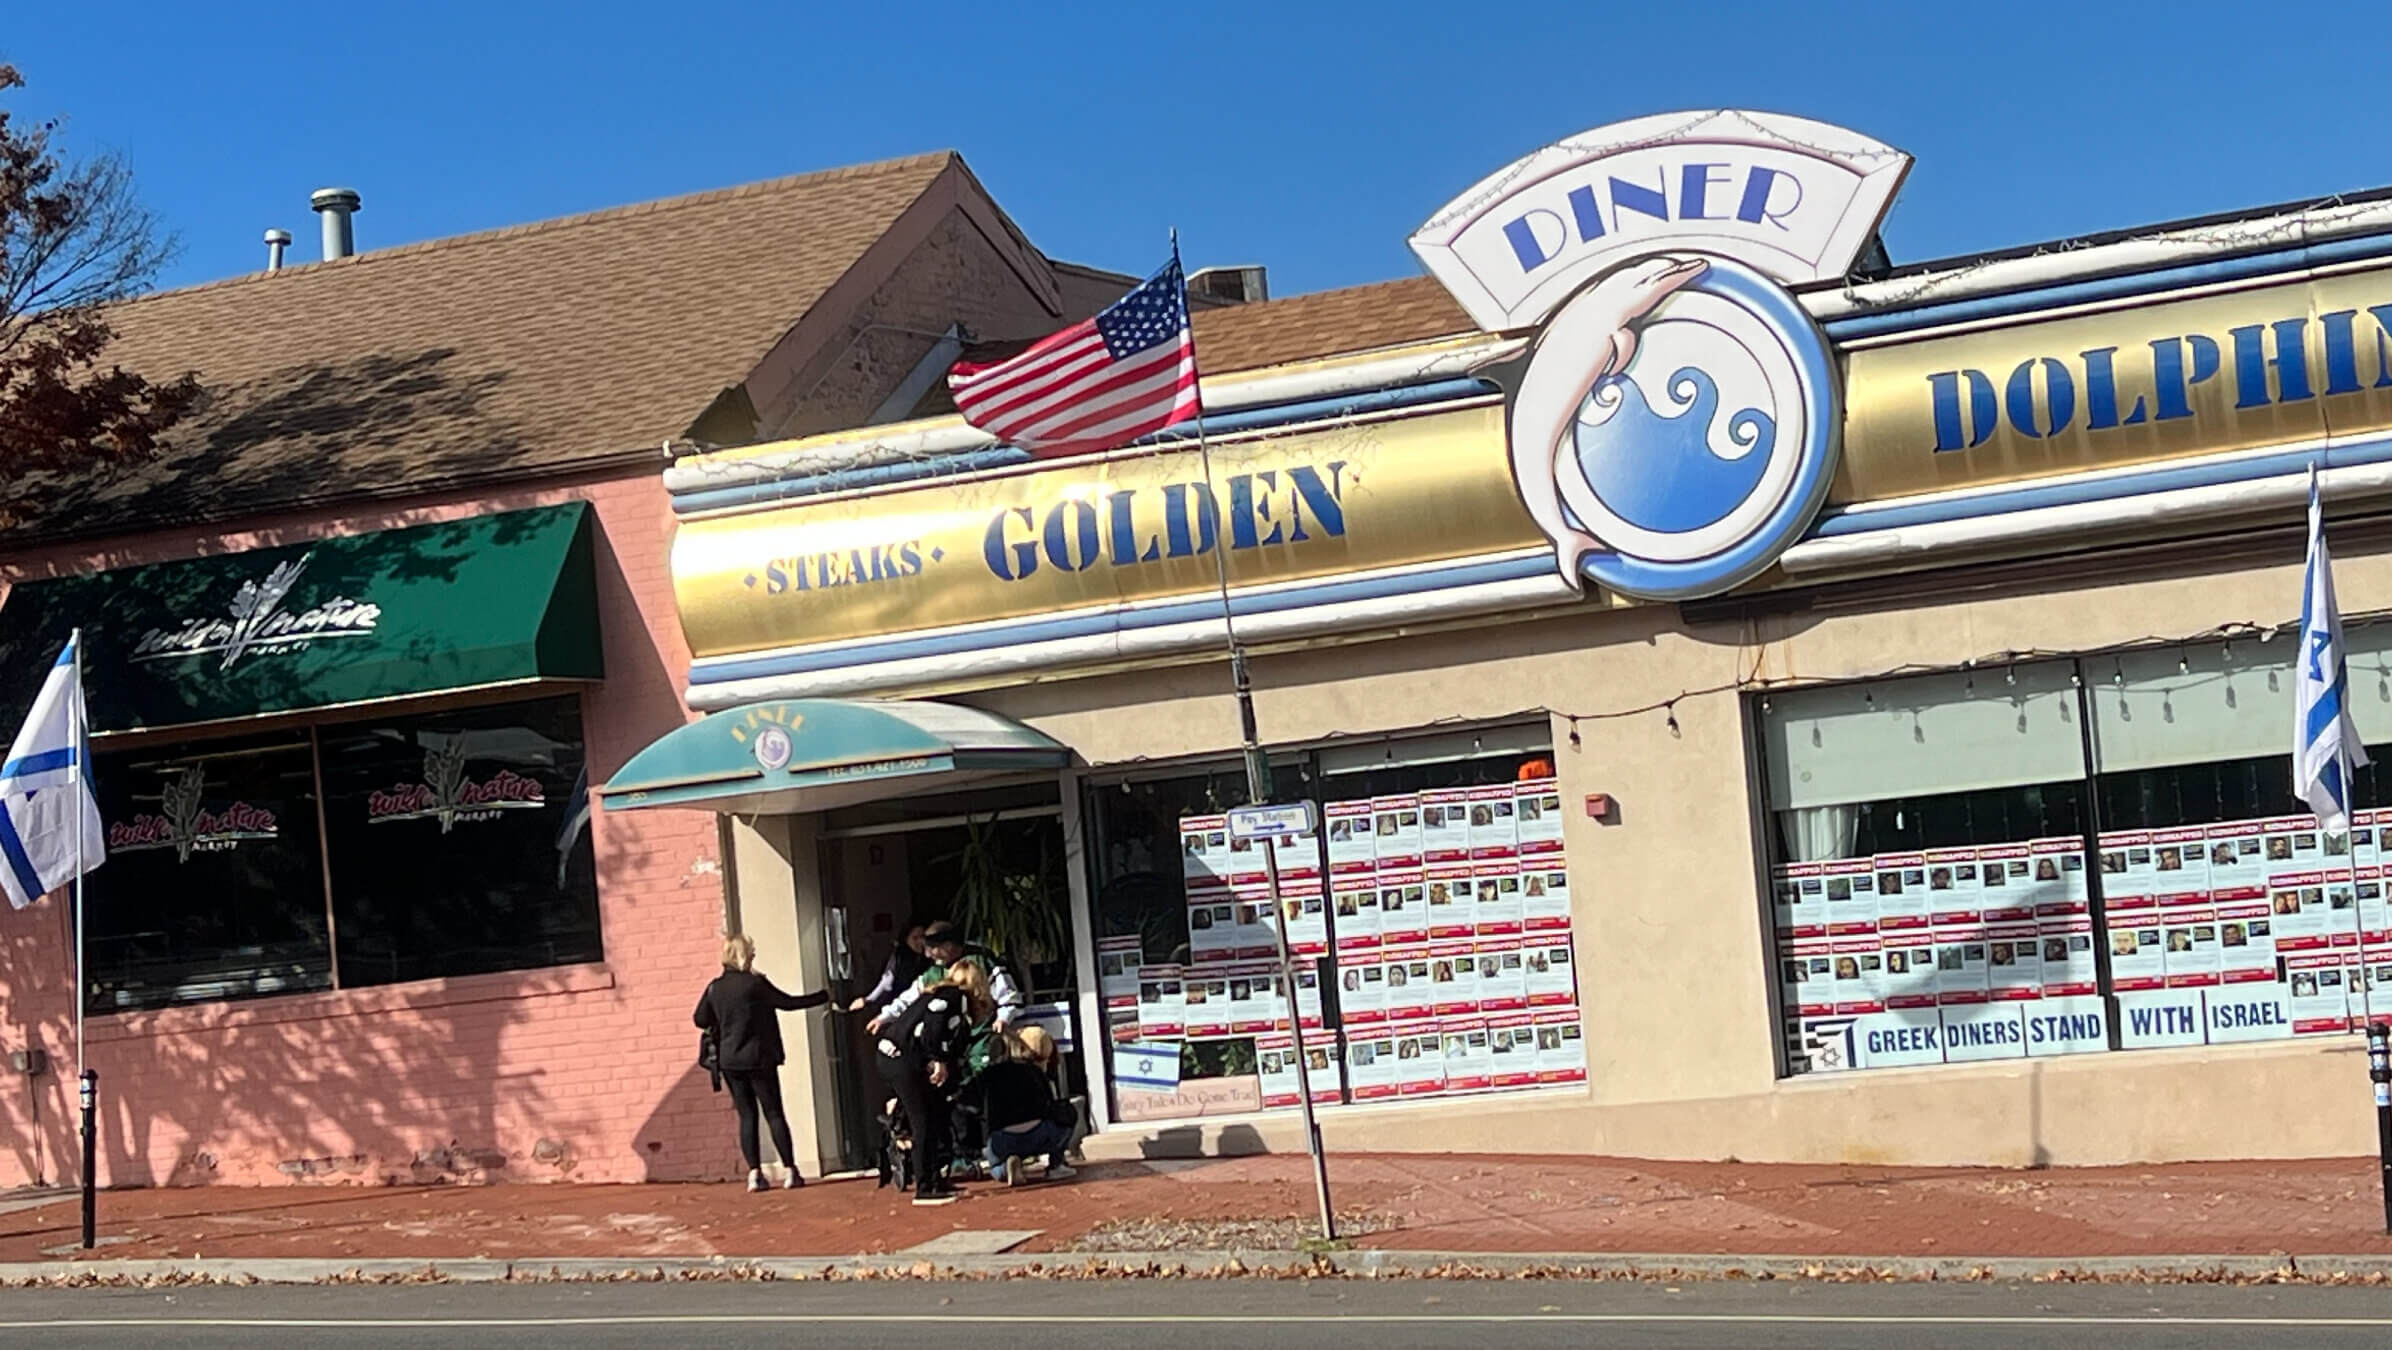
817;794;1078;1175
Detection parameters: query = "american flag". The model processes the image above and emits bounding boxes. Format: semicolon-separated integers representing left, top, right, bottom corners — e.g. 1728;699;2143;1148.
946;258;1201;457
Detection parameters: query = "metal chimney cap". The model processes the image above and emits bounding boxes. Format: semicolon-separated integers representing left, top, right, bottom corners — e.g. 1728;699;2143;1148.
310;187;362;213
263;228;294;245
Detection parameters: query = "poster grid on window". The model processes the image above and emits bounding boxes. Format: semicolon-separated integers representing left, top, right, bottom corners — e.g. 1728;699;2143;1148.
1083;724;1585;1124
1758;631;2392;1078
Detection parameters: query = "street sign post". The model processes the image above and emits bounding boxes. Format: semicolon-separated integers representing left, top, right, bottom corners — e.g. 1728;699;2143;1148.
1229;798;1335;1239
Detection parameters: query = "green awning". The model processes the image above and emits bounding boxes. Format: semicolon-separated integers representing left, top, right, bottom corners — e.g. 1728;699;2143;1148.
0;502;601;734
601;698;1070;814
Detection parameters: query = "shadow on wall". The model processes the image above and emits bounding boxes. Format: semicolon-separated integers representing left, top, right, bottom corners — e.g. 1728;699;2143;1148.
0;897;78;1188
0;461;730;1189
80;964;601;1188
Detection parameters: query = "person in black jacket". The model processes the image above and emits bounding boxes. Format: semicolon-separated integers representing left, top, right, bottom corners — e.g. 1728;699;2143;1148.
695;934;829;1193
874;959;991;1205
847;922;931;1012
978;1024;1078;1186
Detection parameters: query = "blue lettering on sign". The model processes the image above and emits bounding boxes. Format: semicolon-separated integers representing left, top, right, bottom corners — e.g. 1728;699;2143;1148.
1501;163;1804;272
760;541;927;594
1948;1017;2022;1047
2126;1002;2199;1038
1926;304;2392;453
1866;1024;1941;1056
984;461;1348;584
2028;1012;2104;1045
2211;998;2289;1030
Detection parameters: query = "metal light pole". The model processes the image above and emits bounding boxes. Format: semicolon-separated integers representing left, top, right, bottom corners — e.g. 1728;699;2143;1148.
2367;1021;2391;1235
1177;227;1335;1242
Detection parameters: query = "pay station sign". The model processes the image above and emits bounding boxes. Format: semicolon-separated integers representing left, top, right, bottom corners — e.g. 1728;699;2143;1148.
1227;801;1318;843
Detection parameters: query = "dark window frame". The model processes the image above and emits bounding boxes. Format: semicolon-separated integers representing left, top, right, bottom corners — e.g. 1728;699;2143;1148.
82;693;602;1014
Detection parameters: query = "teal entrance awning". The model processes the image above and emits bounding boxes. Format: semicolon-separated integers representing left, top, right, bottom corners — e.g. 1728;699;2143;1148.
600;699;1070;814
0;502;601;734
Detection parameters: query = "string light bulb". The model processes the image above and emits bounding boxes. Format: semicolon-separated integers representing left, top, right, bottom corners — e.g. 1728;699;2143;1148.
1665;705;1682;738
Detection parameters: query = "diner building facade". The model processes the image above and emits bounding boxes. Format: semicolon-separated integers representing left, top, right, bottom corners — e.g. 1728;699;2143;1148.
606;112;2392;1168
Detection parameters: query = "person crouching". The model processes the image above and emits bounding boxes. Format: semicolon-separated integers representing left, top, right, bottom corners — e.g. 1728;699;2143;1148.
875;958;992;1205
979;1025;1078;1186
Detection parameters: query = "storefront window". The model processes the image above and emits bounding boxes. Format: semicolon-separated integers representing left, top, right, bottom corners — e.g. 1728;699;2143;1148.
84;695;600;1013
1757;631;2392;1076
319;698;601;988
88;732;332;1011
2089;639;2392;1049
1083;725;1585;1123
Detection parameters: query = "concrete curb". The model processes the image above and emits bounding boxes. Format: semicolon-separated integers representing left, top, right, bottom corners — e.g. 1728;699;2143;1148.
3;1249;2391;1286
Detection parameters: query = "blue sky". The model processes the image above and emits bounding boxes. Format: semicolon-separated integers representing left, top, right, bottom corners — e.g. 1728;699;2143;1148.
10;3;2387;299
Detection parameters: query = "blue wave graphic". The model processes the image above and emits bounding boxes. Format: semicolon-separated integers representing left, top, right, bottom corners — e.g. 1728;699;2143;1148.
1570;367;1775;534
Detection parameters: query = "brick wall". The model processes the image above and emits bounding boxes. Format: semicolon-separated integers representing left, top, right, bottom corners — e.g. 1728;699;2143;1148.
0;470;747;1187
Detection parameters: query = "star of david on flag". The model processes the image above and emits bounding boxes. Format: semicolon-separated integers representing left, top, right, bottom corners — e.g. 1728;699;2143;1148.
0;634;106;909
2294;468;2368;836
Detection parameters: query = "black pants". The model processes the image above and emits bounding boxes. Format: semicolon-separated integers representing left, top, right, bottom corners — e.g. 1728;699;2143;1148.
723;1067;796;1172
876;1054;950;1194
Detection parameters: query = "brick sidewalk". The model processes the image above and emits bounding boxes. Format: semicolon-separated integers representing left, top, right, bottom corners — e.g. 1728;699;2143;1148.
2;1154;2388;1263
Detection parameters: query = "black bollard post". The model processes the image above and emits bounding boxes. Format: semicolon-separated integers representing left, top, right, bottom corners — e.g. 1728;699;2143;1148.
78;1069;96;1251
2369;1023;2392;1236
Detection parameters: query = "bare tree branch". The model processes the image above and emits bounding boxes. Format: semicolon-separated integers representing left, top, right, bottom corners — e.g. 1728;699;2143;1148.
0;62;200;475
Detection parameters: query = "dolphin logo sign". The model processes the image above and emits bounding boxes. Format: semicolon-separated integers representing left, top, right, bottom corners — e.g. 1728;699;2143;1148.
1501;251;1840;600
1411;110;1908;603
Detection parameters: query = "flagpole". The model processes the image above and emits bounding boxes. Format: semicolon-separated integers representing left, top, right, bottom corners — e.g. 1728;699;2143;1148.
2350;755;2376;1028
71;627;85;1078
69;628;96;1251
1172;229;1337;1243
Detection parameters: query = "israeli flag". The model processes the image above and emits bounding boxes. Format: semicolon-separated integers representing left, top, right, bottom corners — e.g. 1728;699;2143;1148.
554;763;590;888
1112;1041;1182;1092
2295;471;2369;836
0;635;106;909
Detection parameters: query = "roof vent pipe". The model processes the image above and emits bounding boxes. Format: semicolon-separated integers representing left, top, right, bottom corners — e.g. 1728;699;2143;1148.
310;187;361;260
263;228;292;273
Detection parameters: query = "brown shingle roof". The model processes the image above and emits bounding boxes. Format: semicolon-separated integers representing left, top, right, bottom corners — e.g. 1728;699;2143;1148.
1190;275;1476;374
899;274;1480;423
2;152;961;543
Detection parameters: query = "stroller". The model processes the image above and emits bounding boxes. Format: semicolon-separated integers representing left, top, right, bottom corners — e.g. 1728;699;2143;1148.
873;1087;989;1190
874;1031;996;1191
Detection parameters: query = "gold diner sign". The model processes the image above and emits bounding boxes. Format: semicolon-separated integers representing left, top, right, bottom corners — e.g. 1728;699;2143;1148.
1838;266;2392;503
674;263;2392;659
674;406;1542;660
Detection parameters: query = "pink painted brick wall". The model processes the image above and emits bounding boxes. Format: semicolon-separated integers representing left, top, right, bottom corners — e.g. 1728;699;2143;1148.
0;471;749;1187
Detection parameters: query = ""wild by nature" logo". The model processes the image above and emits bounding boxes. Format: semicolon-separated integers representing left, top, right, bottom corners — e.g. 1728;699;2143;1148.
367;744;546;833
107;764;280;862
130;553;381;673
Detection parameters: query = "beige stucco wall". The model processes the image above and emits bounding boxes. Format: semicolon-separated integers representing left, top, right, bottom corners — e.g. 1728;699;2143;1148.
954;530;2391;1166
724;813;839;1177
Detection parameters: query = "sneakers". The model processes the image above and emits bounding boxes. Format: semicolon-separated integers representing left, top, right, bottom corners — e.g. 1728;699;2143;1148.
784;1169;804;1190
747;1169;768;1194
1045;1163;1078;1182
912;1188;959;1207
1000;1158;1023;1188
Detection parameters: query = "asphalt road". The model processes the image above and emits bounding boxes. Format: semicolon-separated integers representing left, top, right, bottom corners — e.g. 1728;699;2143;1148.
5;1278;2392;1348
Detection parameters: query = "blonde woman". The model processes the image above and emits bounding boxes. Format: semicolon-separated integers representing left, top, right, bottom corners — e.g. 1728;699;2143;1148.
694;934;829;1193
977;1023;1078;1186
873;957;992;1205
